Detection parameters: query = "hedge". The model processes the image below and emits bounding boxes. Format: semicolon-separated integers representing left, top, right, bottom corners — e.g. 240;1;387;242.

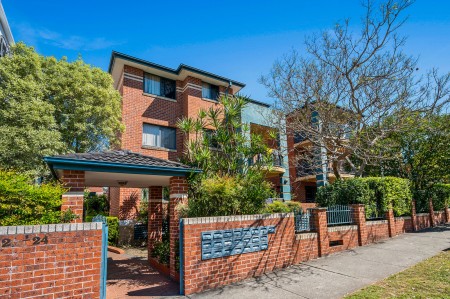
414;184;450;213
86;215;119;245
0;170;74;225
316;177;412;217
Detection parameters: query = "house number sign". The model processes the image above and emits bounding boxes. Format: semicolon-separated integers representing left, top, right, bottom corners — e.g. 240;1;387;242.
1;235;48;247
201;226;276;260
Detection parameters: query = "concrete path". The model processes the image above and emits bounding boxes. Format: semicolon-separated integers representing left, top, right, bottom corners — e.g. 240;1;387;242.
189;225;450;299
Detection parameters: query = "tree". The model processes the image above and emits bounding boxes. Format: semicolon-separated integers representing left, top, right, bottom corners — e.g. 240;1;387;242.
176;95;276;216
0;43;123;176
260;0;450;179
367;113;450;189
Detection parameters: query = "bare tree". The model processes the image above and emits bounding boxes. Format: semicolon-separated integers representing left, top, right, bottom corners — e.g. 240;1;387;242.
260;0;450;179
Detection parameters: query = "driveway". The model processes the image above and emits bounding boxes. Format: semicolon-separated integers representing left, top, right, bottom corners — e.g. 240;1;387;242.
189;225;450;299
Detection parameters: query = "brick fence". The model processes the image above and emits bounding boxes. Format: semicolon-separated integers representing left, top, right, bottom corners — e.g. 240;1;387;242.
180;202;450;295
0;223;103;299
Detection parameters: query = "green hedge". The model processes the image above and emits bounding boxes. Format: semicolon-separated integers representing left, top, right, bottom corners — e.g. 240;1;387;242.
0;170;75;225
415;184;450;212
316;177;412;217
86;215;119;245
263;201;302;213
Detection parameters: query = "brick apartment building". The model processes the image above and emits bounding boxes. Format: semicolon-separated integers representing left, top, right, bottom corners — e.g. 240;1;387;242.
107;52;291;221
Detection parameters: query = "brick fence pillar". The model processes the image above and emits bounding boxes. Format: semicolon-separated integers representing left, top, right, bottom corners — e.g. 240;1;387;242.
386;209;395;237
428;198;435;227
61;170;85;223
411;200;417;231
445;205;450;224
312;208;328;257
148;186;163;260
351;204;367;246
169;176;188;280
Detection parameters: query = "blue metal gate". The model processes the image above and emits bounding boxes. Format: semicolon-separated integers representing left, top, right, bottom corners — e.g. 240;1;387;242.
93;215;108;299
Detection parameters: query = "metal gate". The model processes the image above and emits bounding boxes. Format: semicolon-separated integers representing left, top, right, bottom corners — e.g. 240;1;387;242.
93;215;108;299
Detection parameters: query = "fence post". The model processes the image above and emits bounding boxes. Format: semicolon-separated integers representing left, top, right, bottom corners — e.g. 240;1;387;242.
411;200;417;231
445;205;450;224
386;209;395;237
351;204;367;246
312;208;328;257
428;198;435;227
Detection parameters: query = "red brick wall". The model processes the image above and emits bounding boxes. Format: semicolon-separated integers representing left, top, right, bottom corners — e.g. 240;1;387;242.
433;211;446;225
366;221;389;243
415;213;431;230
182;214;299;295
109;187;142;220
0;223;103;299
327;226;359;254
394;217;413;235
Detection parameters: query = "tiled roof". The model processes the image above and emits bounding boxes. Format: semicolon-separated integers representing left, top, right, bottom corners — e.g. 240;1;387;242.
51;150;193;170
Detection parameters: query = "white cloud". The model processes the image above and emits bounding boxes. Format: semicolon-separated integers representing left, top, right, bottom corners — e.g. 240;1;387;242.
15;23;123;51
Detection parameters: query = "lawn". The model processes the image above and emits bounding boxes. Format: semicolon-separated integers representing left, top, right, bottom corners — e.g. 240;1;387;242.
345;250;450;299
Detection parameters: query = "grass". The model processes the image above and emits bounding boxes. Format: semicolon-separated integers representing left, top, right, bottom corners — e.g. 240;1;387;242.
345;250;450;299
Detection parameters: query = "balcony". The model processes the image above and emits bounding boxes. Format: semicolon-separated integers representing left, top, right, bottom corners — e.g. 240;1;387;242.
250;152;285;177
295;162;354;182
0;35;10;57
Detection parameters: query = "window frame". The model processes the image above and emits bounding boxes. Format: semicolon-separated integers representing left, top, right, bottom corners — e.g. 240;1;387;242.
143;72;176;100
142;123;177;150
202;82;220;101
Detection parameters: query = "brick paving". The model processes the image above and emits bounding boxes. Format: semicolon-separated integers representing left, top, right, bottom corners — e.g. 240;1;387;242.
107;251;180;299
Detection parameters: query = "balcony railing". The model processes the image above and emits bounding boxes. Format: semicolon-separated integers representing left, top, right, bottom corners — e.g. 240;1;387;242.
251;151;284;168
0;35;10;57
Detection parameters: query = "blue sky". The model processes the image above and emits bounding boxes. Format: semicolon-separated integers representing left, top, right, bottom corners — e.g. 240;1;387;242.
4;0;450;103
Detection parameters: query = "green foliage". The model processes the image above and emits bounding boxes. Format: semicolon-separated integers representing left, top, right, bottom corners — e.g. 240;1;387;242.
415;184;450;213
86;215;119;246
106;217;119;246
84;192;109;216
151;240;170;265
178;95;277;217
136;200;149;225
263;201;302;213
0;170;70;225
316;177;412;217
0;43;123;176
184;172;275;217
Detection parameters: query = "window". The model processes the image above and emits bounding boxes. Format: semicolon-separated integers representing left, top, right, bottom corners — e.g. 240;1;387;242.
142;124;176;150
144;73;176;99
202;82;219;100
203;129;219;148
305;186;317;203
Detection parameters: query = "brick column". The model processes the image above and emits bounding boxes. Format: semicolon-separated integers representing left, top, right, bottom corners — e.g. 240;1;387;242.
351;204;367;246
429;198;435;227
411;200;417;231
445;205;450;224
312;208;328;257
61;170;85;223
386;209;395;237
148;186;163;260
169;176;188;280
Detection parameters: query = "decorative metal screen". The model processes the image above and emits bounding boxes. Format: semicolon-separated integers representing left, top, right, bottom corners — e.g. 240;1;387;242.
327;205;353;225
201;226;276;260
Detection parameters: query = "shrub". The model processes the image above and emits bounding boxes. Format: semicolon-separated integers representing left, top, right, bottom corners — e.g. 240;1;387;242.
0;170;73;225
429;184;450;211
151;240;170;265
415;184;450;212
316;177;412;217
186;172;275;217
86;215;119;245
264;201;290;213
84;192;109;216
263;201;302;213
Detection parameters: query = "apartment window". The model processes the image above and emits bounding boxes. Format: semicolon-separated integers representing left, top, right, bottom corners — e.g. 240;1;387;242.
144;73;176;99
202;82;219;100
305;186;317;203
203;129;219;148
142;124;176;150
